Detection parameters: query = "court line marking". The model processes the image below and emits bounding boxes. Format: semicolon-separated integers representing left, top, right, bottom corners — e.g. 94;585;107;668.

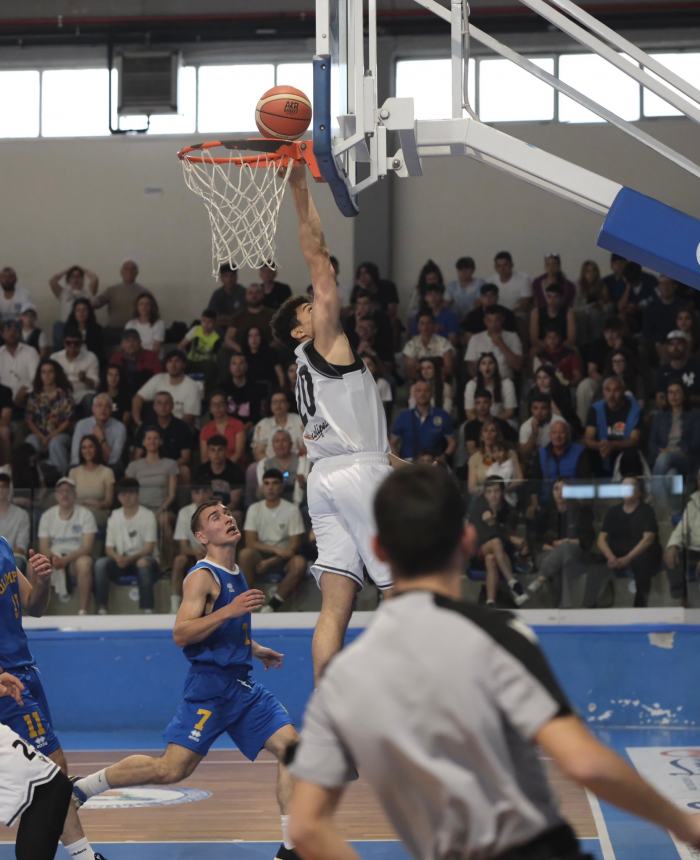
586;790;616;860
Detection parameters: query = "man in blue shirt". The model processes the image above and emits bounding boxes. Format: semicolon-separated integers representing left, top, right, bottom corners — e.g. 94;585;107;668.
391;381;456;461
409;284;461;345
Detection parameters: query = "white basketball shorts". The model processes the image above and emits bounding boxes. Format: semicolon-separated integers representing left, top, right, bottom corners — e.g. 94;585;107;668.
0;722;59;826
307;452;393;591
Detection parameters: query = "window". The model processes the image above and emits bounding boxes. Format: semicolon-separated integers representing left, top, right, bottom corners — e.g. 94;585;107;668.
558;53;640;123
643;52;700;118
0;71;40;137
396;58;476;120
479;57;554;122
112;66;197;134
198;64;275;133
276;63;314;98
41;69;110;137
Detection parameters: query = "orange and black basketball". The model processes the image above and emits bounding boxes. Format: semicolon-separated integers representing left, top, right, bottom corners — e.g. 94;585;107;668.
255;85;312;140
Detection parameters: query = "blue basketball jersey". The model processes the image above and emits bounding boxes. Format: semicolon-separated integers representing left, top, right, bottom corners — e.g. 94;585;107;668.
0;536;32;671
182;560;253;672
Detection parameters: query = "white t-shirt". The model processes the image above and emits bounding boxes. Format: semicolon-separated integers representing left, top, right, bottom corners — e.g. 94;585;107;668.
252;414;305;457
105;506;158;558
137;373;201;420
464;331;523;380
50;348;100;399
463;378;516;417
255;456;309;506
402;334;454;361
0;344;39;396
518;415;567;448
38;505;97;555
243;499;305;547
174;501;202;553
124;319;166;352
0;287;32;323
489;271;531;310
0;505;30;552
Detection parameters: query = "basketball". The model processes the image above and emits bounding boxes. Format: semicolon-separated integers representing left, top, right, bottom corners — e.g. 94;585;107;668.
255;85;312;140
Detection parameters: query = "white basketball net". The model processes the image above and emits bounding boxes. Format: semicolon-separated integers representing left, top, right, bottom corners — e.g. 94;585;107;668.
181;151;293;274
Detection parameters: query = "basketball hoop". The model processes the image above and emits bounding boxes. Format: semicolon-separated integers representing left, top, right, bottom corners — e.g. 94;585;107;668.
178;138;320;275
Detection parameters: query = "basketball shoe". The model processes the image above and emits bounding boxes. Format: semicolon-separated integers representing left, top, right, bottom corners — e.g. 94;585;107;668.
275;846;301;859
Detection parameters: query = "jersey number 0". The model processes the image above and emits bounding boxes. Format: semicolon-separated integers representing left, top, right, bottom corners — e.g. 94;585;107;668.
296;367;316;427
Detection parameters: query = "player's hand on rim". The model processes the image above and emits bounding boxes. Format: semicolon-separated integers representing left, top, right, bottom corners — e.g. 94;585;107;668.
0;671;25;705
27;548;52;581
229;588;266;617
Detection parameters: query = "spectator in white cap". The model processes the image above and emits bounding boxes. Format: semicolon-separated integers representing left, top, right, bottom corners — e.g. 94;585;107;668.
656;329;700;410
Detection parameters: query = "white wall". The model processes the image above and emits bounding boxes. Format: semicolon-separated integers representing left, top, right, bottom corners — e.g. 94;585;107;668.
390;118;700;302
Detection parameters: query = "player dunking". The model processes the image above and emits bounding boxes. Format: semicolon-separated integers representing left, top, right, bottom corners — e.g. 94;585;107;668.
0;537;106;860
271;165;393;682
72;502;301;860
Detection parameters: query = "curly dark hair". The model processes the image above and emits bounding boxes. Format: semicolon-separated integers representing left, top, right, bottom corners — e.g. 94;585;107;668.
271;295;308;349
33;359;72;394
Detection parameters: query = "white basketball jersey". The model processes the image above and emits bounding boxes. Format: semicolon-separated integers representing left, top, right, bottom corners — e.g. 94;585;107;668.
294;341;389;462
0;722;58;826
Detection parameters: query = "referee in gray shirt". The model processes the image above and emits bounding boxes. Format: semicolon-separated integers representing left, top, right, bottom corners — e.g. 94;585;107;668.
287;466;700;860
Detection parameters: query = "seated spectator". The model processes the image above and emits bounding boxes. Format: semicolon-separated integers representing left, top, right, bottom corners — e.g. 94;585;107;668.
283;361;298;406
410;283;460;346
464;352;516;422
92;259;152;346
655;330;700;410
528;364;581;433
259;262;292;310
577;316;631;424
68;434;115;528
617;261;656;335
649;379;700;513
109;329;162;406
529;419;591;507
243;325;285;393
0;267;32;324
239;468;307;613
63;297;104;365
462;282;517;337
584;376;642;477
390;381;456;462
345;289;394;364
207;263;246;331
70;392;127;469
361;353;393;422
253;390;304;460
485;441;521;507
576;259;609;343
471;476;528;606
98;364;132;427
402;312;455;381
673;305;700;356
133;349;201;427
219;353;266;427
38;476;96;614
465;305;523;381
124;292;165;355
531;253;576;309
51;333;99;411
125;427;178;561
194;434;244;515
49;264;99;348
643;276;685;359
604;349;645;408
529;283;575;353
532;327;582;387
228;282;274;344
0;319;39;407
25;359;74;477
0;473;30;572
255;429;309;506
601;253;627;308
408;357;454;415
178;309;221;383
199;391;246;465
0;380;11;465
351;261;399;317
445;256;484;320
490;251;532;314
596;476;661;607
518;394;567;475
133;390;193;484
19;305;49;357
460;390;517;463
665;467;700;601
95;477;160;614
171;484;213;613
467;418;522;498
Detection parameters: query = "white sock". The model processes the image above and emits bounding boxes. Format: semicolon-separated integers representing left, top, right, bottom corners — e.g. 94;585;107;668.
281;813;294;850
75;768;111;798
66;837;95;859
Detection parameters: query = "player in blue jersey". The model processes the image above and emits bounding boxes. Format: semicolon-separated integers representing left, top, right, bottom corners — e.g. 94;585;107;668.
0;535;108;860
72;501;301;860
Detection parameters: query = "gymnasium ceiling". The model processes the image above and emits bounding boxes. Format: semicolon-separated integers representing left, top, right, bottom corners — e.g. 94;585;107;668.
0;1;698;46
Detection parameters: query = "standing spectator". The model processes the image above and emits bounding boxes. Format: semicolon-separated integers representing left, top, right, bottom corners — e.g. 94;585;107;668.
0;267;32;324
98;364;132;426
243;325;285;392
38;476;96;614
199;391;246;465
596;476;661;607
584;376;642;476
92;259;151;344
656;330;700;409
68;434;115;528
445;256;484;319
529;283;576;353
465;306;523;380
464;352;516;422
410;284;460;346
649;380;700;513
124;292;165;355
51;334;99;410
391;381;456;461
532;327;582;387
63;297;104;366
95;477;160;614
0;473;30;572
259;263;292;310
255;429;309;506
25;359;74;477
643;276;685;359
665;467;700;601
252;390;305;460
409;357;454;415
194;434;244;513
108;329;162;405
0;319;39;407
239;468;307;612
601;253;628;308
228;283;274;344
49;264;99;348
462;283;517;336
133;390;193;484
132;350;201;427
171;484;212;613
490;251;532;313
518;394;566;474
206;263;246;330
529;420;591;507
531;253;576;309
218;353;265;427
19;305;48;357
70;392;126;469
402;312;455;381
178;309;221;381
467;419;522;498
350;261;399;317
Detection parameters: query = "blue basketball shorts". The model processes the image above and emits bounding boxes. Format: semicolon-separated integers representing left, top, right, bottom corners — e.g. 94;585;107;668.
163;670;291;760
0;665;60;756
